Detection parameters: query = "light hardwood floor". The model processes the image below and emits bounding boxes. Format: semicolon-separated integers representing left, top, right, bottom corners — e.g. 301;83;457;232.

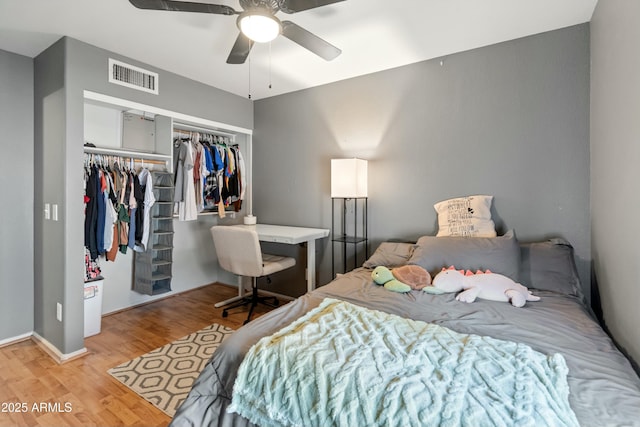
0;283;274;427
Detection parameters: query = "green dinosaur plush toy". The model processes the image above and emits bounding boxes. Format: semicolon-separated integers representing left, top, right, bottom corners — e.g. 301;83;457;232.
371;266;411;293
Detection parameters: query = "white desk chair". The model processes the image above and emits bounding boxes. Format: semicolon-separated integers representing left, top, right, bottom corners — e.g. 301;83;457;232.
210;225;296;324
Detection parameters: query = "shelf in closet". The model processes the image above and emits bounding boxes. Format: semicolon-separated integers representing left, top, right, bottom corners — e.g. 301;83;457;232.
150;272;172;281
150;282;172;295
152;244;172;251
134;170;176;296
135;279;172;296
84;146;171;161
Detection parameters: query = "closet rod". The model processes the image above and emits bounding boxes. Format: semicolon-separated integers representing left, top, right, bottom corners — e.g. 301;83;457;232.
84;146;171;161
173;122;236;140
84;154;168;167
84;154;168;166
125;158;167;166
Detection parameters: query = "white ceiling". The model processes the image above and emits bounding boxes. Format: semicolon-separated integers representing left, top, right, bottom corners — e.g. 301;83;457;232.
0;0;597;100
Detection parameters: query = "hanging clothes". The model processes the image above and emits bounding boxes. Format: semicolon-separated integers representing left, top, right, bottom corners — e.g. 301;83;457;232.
172;130;246;220
174;139;198;221
84;165;99;260
96;168;107;256
128;172;145;250
134;168;156;252
174;140;186;204
103;180;118;253
126;172;137;251
114;162;131;256
84;154;162;261
238;149;246;202
117;203;130;254
233;147;245;212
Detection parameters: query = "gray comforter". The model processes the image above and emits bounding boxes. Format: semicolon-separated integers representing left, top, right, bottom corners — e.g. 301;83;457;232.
170;268;640;427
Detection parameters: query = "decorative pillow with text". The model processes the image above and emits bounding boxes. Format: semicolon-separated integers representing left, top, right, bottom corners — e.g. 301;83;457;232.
434;195;496;237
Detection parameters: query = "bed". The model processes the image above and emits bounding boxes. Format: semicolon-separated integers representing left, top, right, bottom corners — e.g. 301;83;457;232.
169;233;640;427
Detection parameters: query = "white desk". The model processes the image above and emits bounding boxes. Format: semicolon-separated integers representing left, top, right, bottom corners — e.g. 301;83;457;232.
242;224;330;293
214;223;329;308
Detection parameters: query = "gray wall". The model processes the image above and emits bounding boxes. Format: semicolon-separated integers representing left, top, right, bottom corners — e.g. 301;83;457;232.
591;2;640;365
34;39;67;350
253;25;591;298
32;37;253;355
0;49;34;342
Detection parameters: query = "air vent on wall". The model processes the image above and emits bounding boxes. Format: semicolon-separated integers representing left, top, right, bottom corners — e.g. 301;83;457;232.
108;58;159;95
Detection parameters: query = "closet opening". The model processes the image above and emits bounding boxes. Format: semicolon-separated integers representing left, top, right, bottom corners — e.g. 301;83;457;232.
82;91;253;335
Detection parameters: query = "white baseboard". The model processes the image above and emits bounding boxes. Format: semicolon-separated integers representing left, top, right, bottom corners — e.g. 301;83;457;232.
0;332;33;348
31;332;88;364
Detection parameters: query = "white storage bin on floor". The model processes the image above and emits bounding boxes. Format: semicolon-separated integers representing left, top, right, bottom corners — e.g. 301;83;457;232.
84;279;104;337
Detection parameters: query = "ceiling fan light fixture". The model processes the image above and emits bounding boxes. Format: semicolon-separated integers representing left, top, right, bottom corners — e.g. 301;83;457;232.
238;10;281;43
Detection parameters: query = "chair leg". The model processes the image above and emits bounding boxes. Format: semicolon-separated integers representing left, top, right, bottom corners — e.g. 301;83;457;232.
221;296;252;318
244;278;259;325
221;277;280;324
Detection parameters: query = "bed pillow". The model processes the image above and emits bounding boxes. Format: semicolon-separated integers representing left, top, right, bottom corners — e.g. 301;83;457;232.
408;230;520;280
434;195;497;237
362;242;416;268
519;238;582;297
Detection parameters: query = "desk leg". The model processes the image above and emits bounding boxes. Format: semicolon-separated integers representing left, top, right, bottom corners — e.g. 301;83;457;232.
306;239;316;293
214;276;247;308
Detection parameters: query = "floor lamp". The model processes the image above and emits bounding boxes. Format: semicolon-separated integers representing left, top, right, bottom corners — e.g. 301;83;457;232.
331;158;368;276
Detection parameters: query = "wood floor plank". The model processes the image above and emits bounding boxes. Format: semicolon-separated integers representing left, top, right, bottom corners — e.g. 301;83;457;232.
0;283;276;427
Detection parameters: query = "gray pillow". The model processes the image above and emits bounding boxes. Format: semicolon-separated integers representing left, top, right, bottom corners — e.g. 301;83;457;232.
519;238;582;297
407;230;520;281
362;242;416;268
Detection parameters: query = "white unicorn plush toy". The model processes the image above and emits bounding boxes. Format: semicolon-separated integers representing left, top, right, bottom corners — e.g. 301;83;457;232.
424;266;540;307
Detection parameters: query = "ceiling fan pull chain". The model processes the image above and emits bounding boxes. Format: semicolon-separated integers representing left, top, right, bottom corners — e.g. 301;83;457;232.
269;41;273;90
248;56;252;99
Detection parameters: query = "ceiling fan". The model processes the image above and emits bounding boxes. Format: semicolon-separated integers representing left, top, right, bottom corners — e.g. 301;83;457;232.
128;0;344;64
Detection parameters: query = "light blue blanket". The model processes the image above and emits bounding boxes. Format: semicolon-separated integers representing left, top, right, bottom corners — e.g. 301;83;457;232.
228;298;579;427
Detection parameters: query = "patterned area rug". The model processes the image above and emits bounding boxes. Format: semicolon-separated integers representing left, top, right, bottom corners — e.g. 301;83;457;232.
108;323;234;418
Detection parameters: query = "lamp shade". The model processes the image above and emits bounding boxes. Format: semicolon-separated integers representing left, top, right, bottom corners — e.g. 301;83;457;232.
331;158;368;198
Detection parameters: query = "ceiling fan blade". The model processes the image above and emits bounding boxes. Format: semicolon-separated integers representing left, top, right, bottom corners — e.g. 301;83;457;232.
226;32;253;64
129;0;237;15
280;0;345;14
281;21;341;61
